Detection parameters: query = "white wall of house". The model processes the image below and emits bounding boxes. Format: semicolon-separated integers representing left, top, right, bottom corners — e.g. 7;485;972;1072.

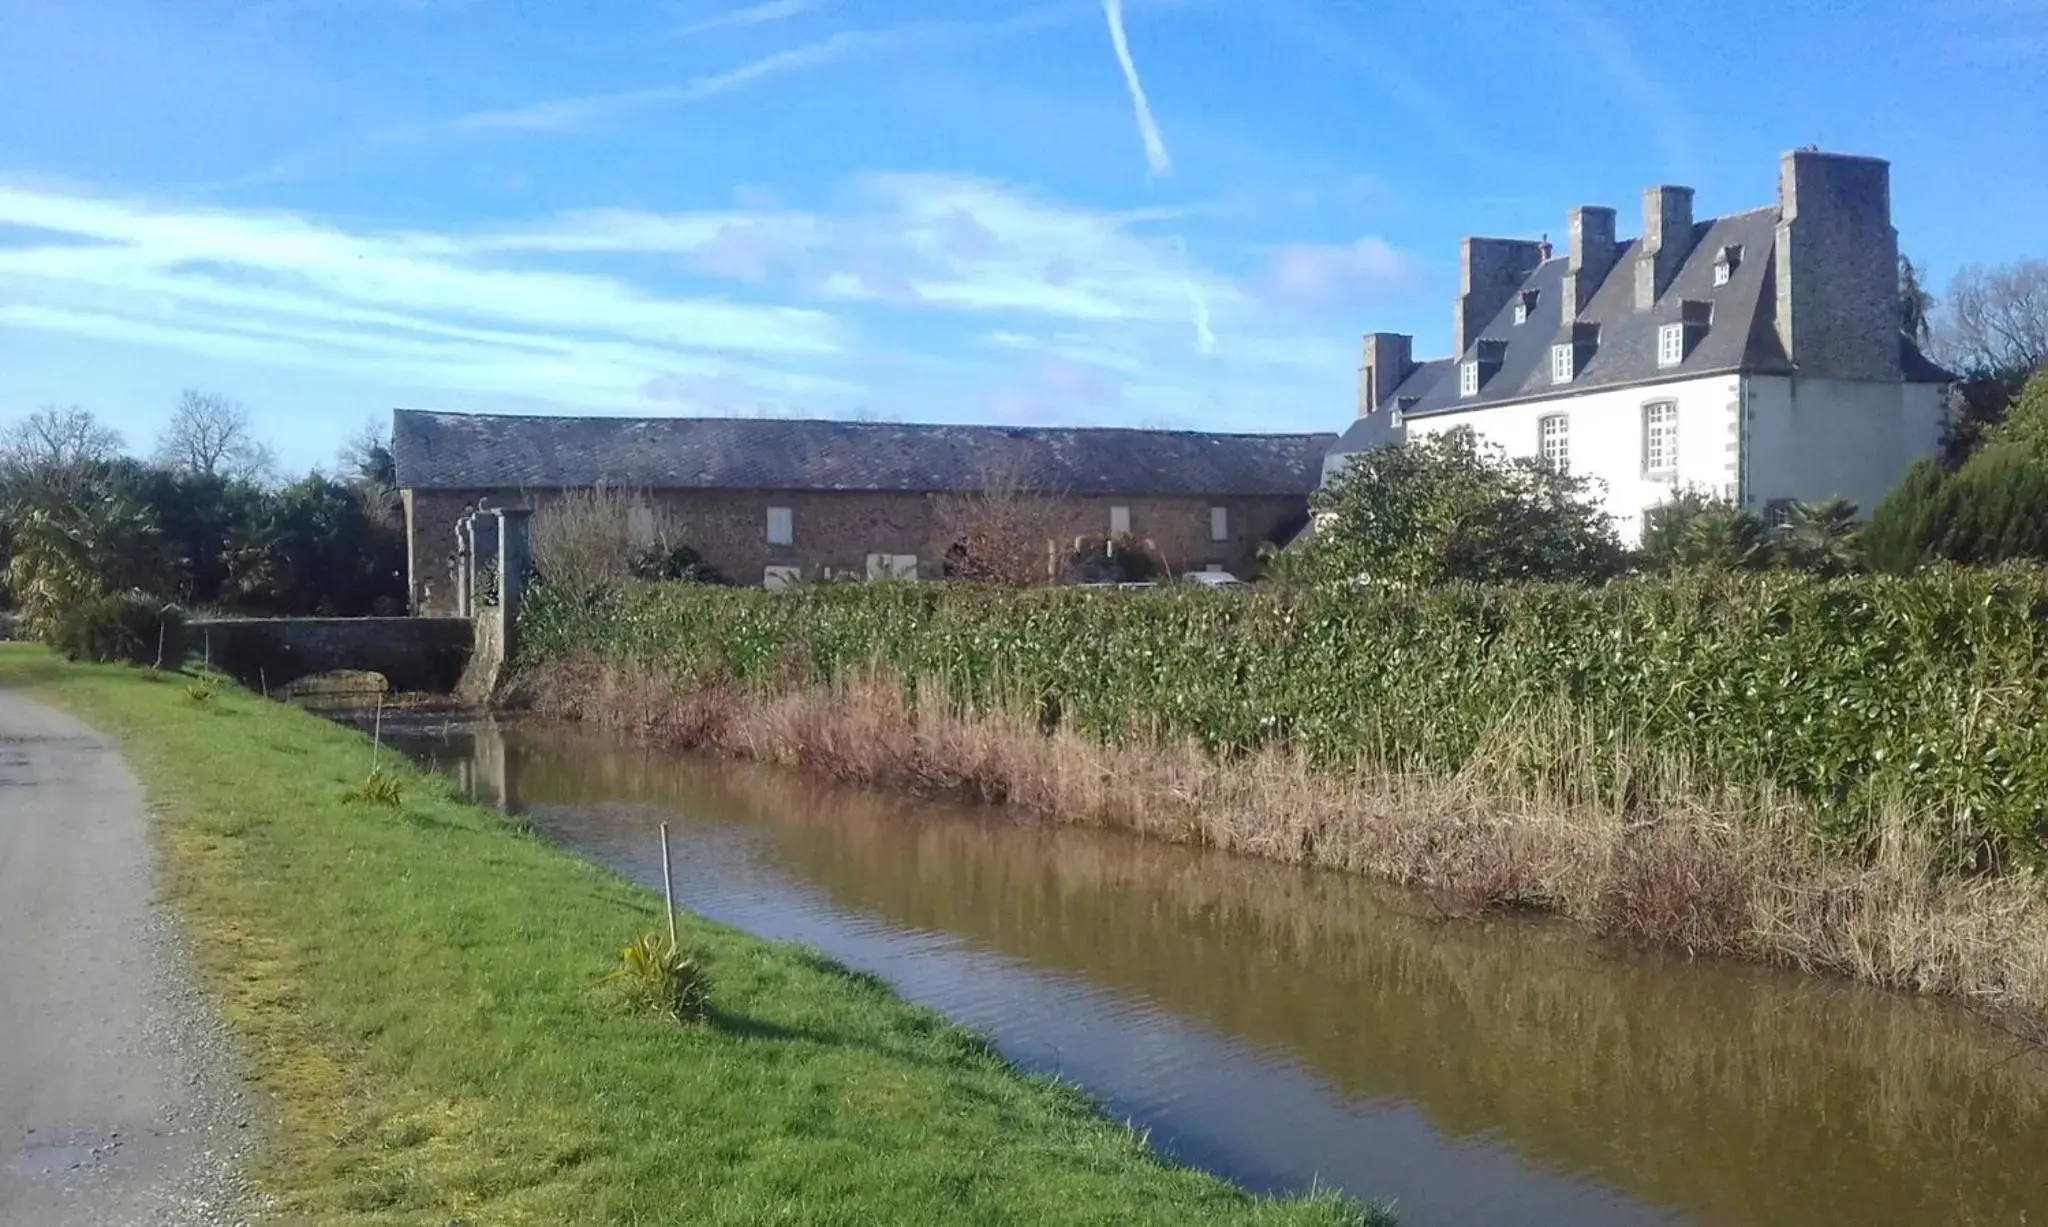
1404;374;1743;543
1742;375;1945;519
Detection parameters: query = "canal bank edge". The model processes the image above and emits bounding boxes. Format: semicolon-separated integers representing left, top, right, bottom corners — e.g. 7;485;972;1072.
0;645;1390;1226
511;648;2048;1031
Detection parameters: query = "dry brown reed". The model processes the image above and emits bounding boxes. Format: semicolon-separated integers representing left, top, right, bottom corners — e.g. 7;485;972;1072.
520;656;2048;1021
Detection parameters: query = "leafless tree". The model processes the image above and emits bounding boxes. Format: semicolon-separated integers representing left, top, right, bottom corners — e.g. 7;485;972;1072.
933;455;1069;585
1936;259;2048;376
154;389;276;482
0;405;125;473
530;484;686;590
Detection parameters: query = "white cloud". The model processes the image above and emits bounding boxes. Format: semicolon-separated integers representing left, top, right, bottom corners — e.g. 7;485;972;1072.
448;28;890;132
1254;237;1412;311
0;185;855;412
0;174;1385;434
1101;0;1173;179
674;0;827;38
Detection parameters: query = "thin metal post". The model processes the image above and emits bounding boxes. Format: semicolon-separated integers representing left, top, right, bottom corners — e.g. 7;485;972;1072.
659;822;678;948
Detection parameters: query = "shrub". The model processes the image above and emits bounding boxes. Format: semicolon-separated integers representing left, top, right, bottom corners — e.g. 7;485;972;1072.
344;766;404;807
532;485;720;591
46;593;186;666
1064;533;1165;584
1867;369;2048;571
1279;428;1624;588
607;932;712;1022
520;571;2048;869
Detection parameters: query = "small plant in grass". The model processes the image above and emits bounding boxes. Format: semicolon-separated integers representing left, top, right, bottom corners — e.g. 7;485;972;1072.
185;678;217;703
345;766;405;807
607;932;712;1022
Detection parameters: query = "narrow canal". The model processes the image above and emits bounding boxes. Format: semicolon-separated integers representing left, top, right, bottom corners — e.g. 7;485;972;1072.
375;712;2047;1227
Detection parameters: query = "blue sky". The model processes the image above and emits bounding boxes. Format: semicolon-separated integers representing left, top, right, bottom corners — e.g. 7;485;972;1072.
3;0;2044;472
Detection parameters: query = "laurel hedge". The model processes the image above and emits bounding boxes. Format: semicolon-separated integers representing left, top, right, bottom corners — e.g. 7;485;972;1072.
519;569;2048;869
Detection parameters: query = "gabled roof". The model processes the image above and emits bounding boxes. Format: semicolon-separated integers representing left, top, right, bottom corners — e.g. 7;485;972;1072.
1360;206;1949;436
391;410;1335;498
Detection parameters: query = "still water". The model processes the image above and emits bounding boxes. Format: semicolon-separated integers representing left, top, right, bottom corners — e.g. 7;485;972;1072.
379;714;2047;1226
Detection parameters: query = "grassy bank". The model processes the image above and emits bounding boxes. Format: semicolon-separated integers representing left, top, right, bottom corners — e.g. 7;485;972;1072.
521;656;2048;1023
0;644;1383;1226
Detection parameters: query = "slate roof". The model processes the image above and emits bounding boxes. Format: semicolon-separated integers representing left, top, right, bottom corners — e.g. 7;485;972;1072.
1345;205;1951;451
392;410;1335;498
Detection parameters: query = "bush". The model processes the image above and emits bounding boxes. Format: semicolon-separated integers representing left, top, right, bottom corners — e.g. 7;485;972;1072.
1280;428;1624;588
1064;533;1164;584
607;932;712;1022
1868;370;2048;571
521;571;2048;869
46;593;186;666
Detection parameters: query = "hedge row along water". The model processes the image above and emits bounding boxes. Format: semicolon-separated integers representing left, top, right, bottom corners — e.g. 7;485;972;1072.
519;570;2048;868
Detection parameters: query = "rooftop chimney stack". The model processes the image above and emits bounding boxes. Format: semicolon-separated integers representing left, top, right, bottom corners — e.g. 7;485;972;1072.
1634;185;1696;310
1359;332;1415;418
1774;149;1901;380
1454;237;1546;355
1562;205;1619;321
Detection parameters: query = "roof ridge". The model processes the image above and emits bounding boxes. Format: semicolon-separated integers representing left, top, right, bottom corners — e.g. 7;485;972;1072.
392;408;1331;441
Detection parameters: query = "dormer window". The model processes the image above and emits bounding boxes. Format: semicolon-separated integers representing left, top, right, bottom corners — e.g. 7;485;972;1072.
1513;288;1539;326
1657;323;1686;367
1713;244;1742;287
1459;360;1480;397
1551;343;1574;384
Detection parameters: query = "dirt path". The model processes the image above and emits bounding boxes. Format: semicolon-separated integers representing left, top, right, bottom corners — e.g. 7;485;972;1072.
0;690;250;1226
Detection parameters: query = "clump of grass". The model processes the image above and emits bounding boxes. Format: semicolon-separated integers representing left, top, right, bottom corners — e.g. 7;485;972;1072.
345;766;405;807
185;679;217;703
607;932;712;1022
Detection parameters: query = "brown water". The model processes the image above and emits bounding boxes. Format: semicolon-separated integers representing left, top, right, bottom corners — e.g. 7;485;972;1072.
379;714;2048;1227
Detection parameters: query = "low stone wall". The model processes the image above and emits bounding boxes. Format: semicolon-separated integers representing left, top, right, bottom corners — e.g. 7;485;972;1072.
191;617;473;694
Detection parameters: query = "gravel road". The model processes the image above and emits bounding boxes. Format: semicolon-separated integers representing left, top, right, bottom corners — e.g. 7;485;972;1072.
0;690;253;1226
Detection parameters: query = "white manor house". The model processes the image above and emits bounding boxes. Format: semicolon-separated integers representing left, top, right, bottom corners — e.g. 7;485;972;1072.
1327;148;1950;541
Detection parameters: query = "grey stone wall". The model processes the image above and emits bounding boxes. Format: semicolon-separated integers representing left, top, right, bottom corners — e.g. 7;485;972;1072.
1359;332;1414;416
1774;150;1902;382
405;487;1309;612
191;617;472;693
1634;186;1697;309
1455;237;1546;356
1563;205;1619;319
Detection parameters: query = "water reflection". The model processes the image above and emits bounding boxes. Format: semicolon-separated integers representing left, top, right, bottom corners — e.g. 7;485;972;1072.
384;715;2048;1227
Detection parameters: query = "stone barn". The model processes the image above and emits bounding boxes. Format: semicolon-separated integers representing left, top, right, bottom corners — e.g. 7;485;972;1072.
391;410;1334;612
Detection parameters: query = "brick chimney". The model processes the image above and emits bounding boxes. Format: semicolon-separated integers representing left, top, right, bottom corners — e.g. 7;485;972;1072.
1633;185;1696;310
1773;149;1901;380
1454;237;1545;355
1358;332;1415;417
1562;205;1619;321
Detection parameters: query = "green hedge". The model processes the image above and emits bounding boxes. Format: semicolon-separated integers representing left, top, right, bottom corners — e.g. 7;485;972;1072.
520;571;2048;868
47;593;186;667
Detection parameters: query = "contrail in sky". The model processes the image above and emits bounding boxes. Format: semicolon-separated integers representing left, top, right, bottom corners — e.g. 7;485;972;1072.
1101;0;1172;179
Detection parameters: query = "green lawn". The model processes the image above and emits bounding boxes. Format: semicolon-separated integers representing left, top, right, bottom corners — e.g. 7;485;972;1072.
0;644;1385;1226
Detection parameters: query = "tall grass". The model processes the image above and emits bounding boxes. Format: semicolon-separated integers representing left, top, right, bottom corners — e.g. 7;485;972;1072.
523;657;2048;1019
520;572;2048;869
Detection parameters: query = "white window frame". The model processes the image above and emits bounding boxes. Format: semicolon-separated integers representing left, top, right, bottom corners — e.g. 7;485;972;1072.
1539;413;1570;473
1642;400;1679;476
766;506;794;546
1550;343;1574;384
1513;301;1529;326
1109;505;1131;536
1713;260;1732;287
1209;506;1229;542
865;553;918;581
1657;323;1686;368
1459;360;1479;397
